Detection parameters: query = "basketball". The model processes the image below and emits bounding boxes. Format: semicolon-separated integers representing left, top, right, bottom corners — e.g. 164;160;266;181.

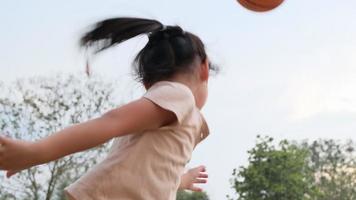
237;0;284;12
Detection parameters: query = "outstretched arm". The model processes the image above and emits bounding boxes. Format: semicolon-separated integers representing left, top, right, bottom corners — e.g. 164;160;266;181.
179;165;208;192
0;98;176;177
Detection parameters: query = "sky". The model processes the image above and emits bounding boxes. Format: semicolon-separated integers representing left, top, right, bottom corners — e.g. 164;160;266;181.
1;0;356;199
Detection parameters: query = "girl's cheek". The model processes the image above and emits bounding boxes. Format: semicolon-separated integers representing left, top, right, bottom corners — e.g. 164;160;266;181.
201;86;209;107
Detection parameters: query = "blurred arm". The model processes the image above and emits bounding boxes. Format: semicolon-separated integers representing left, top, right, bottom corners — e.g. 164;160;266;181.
0;98;176;173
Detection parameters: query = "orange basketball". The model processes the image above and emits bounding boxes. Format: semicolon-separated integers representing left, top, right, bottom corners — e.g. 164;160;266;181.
237;0;284;12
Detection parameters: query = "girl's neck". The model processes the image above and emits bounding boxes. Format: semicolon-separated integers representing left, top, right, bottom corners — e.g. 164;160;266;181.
167;74;206;110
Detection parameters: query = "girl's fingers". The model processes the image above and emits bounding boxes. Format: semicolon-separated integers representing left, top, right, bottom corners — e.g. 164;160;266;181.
197;165;206;172
190;165;206;175
190;186;203;192
198;173;208;178
194;178;207;184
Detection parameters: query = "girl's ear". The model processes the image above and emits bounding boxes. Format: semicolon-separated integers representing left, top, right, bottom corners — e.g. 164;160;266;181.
200;58;209;81
144;83;149;90
144;82;152;90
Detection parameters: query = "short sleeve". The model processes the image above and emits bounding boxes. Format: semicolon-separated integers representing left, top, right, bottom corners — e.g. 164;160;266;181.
200;114;210;140
143;81;196;124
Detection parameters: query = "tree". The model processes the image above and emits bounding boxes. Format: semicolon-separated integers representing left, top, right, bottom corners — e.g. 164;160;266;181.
307;139;356;200
0;74;119;200
177;190;210;200
229;136;316;200
230;136;356;200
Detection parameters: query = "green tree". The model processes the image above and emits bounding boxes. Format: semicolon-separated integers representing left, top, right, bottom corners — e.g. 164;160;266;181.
229;136;316;200
307;139;356;200
177;190;209;200
0;74;118;200
230;136;356;200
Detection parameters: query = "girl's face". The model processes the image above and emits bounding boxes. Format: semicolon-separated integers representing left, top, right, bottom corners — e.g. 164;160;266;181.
196;80;208;109
195;59;209;109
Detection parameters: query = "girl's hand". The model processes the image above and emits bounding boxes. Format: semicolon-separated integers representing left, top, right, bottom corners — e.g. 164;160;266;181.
0;135;41;178
179;165;208;192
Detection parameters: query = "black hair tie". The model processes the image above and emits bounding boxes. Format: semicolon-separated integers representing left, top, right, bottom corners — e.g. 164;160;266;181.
148;25;185;42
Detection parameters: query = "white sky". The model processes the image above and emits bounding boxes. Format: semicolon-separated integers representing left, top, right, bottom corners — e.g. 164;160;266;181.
1;0;356;199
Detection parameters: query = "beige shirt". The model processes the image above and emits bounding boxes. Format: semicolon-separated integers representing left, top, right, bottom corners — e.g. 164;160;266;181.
65;81;210;200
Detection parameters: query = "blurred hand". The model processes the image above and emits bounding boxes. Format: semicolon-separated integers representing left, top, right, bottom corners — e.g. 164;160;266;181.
180;165;208;192
0;135;39;178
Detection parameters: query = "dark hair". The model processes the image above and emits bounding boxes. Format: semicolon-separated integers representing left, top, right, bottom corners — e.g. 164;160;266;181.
81;17;218;84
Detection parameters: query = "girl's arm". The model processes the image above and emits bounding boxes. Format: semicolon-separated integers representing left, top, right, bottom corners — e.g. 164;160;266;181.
0;98;176;176
179;165;208;192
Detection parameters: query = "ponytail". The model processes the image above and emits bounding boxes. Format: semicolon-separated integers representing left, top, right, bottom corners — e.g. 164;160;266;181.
81;17;218;84
80;17;163;52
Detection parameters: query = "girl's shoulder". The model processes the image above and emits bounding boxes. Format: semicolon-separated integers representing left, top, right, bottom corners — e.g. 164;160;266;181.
143;81;196;124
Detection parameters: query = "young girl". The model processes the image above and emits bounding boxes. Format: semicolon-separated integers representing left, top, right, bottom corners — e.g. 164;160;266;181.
0;17;217;200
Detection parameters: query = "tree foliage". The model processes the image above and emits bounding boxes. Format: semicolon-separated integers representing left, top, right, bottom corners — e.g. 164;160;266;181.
307;139;356;200
230;136;356;200
229;136;316;200
0;74;118;200
177;190;209;200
